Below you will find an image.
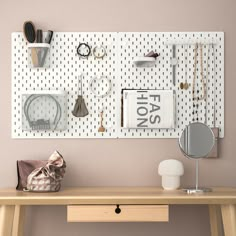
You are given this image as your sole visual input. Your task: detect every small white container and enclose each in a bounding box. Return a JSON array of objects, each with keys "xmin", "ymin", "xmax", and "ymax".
[
  {"xmin": 133, "ymin": 57, "xmax": 156, "ymax": 67},
  {"xmin": 28, "ymin": 43, "xmax": 50, "ymax": 68},
  {"xmin": 158, "ymin": 159, "xmax": 184, "ymax": 190},
  {"xmin": 21, "ymin": 90, "xmax": 67, "ymax": 131}
]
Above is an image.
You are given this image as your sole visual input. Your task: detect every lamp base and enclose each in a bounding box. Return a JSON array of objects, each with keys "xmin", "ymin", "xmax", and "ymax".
[{"xmin": 182, "ymin": 187, "xmax": 212, "ymax": 194}]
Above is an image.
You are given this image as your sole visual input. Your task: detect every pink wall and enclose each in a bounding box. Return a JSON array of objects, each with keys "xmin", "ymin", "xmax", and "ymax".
[{"xmin": 1, "ymin": 0, "xmax": 236, "ymax": 235}]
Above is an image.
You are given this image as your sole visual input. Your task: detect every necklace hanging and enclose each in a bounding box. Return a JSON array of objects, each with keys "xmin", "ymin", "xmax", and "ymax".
[
  {"xmin": 192, "ymin": 43, "xmax": 206, "ymax": 122},
  {"xmin": 204, "ymin": 43, "xmax": 211, "ymax": 124},
  {"xmin": 192, "ymin": 43, "xmax": 206, "ymax": 101}
]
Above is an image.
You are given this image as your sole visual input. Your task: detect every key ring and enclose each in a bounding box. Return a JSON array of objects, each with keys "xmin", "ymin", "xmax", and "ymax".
[
  {"xmin": 89, "ymin": 75, "xmax": 112, "ymax": 98},
  {"xmin": 77, "ymin": 43, "xmax": 91, "ymax": 59},
  {"xmin": 93, "ymin": 45, "xmax": 106, "ymax": 59}
]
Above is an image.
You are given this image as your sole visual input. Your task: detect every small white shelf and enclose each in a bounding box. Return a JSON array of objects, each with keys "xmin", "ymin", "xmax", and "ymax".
[{"xmin": 133, "ymin": 57, "xmax": 156, "ymax": 67}]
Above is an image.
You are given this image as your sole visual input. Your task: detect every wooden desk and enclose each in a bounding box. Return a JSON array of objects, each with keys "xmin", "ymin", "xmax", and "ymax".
[{"xmin": 0, "ymin": 187, "xmax": 236, "ymax": 236}]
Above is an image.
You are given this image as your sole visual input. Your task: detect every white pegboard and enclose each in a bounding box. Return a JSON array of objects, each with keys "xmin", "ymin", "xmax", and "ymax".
[
  {"xmin": 12, "ymin": 32, "xmax": 118, "ymax": 138},
  {"xmin": 117, "ymin": 32, "xmax": 224, "ymax": 138},
  {"xmin": 12, "ymin": 32, "xmax": 224, "ymax": 139}
]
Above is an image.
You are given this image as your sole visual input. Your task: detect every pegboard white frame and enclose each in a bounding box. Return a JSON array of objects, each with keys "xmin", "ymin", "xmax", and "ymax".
[
  {"xmin": 11, "ymin": 32, "xmax": 224, "ymax": 139},
  {"xmin": 116, "ymin": 32, "xmax": 224, "ymax": 139}
]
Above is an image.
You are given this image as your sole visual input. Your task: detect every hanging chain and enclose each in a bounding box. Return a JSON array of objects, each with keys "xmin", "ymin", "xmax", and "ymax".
[
  {"xmin": 204, "ymin": 44, "xmax": 211, "ymax": 124},
  {"xmin": 192, "ymin": 43, "xmax": 207, "ymax": 122},
  {"xmin": 192, "ymin": 43, "xmax": 206, "ymax": 101}
]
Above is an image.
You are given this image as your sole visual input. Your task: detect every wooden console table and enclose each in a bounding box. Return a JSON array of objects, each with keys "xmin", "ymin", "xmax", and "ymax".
[{"xmin": 0, "ymin": 187, "xmax": 236, "ymax": 236}]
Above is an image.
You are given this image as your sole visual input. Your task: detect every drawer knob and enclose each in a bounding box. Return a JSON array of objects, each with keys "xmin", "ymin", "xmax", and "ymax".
[{"xmin": 115, "ymin": 205, "xmax": 121, "ymax": 214}]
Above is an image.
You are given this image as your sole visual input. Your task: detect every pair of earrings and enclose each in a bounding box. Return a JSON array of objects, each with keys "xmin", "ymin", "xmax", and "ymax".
[{"xmin": 180, "ymin": 82, "xmax": 189, "ymax": 90}]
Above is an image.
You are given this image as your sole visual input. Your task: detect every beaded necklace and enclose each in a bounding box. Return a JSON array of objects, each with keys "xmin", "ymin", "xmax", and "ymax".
[{"xmin": 192, "ymin": 43, "xmax": 206, "ymax": 122}]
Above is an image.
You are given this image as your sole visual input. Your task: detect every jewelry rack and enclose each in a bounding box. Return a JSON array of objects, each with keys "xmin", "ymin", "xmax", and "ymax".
[
  {"xmin": 165, "ymin": 39, "xmax": 218, "ymax": 45},
  {"xmin": 12, "ymin": 32, "xmax": 224, "ymax": 139}
]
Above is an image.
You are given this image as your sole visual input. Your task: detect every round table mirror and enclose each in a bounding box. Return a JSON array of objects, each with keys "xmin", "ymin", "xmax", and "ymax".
[
  {"xmin": 179, "ymin": 122, "xmax": 215, "ymax": 193},
  {"xmin": 179, "ymin": 122, "xmax": 215, "ymax": 159}
]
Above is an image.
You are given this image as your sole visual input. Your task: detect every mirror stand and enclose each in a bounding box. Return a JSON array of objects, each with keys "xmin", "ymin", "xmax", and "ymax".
[
  {"xmin": 182, "ymin": 160, "xmax": 212, "ymax": 194},
  {"xmin": 179, "ymin": 122, "xmax": 215, "ymax": 194}
]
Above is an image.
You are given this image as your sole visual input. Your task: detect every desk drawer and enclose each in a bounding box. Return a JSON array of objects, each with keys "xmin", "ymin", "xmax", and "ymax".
[{"xmin": 67, "ymin": 205, "xmax": 169, "ymax": 222}]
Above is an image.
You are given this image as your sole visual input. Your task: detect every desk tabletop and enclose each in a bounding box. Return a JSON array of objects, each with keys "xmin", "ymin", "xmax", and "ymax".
[{"xmin": 0, "ymin": 187, "xmax": 236, "ymax": 205}]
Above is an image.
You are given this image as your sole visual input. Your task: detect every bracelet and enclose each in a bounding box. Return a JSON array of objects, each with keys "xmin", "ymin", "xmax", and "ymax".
[
  {"xmin": 89, "ymin": 75, "xmax": 112, "ymax": 98},
  {"xmin": 77, "ymin": 43, "xmax": 91, "ymax": 59},
  {"xmin": 93, "ymin": 45, "xmax": 106, "ymax": 59}
]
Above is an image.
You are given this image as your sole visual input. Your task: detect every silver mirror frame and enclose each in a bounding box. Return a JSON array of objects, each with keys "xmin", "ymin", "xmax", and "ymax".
[
  {"xmin": 178, "ymin": 122, "xmax": 215, "ymax": 159},
  {"xmin": 178, "ymin": 122, "xmax": 215, "ymax": 194}
]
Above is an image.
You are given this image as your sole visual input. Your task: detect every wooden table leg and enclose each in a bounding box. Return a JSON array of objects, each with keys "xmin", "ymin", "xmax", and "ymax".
[
  {"xmin": 12, "ymin": 205, "xmax": 25, "ymax": 236},
  {"xmin": 209, "ymin": 205, "xmax": 223, "ymax": 236},
  {"xmin": 0, "ymin": 205, "xmax": 15, "ymax": 236},
  {"xmin": 221, "ymin": 204, "xmax": 236, "ymax": 236}
]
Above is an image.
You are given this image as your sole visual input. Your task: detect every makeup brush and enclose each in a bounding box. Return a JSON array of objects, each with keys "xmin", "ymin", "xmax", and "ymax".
[
  {"xmin": 23, "ymin": 21, "xmax": 36, "ymax": 43},
  {"xmin": 23, "ymin": 21, "xmax": 38, "ymax": 66},
  {"xmin": 40, "ymin": 30, "xmax": 54, "ymax": 66}
]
